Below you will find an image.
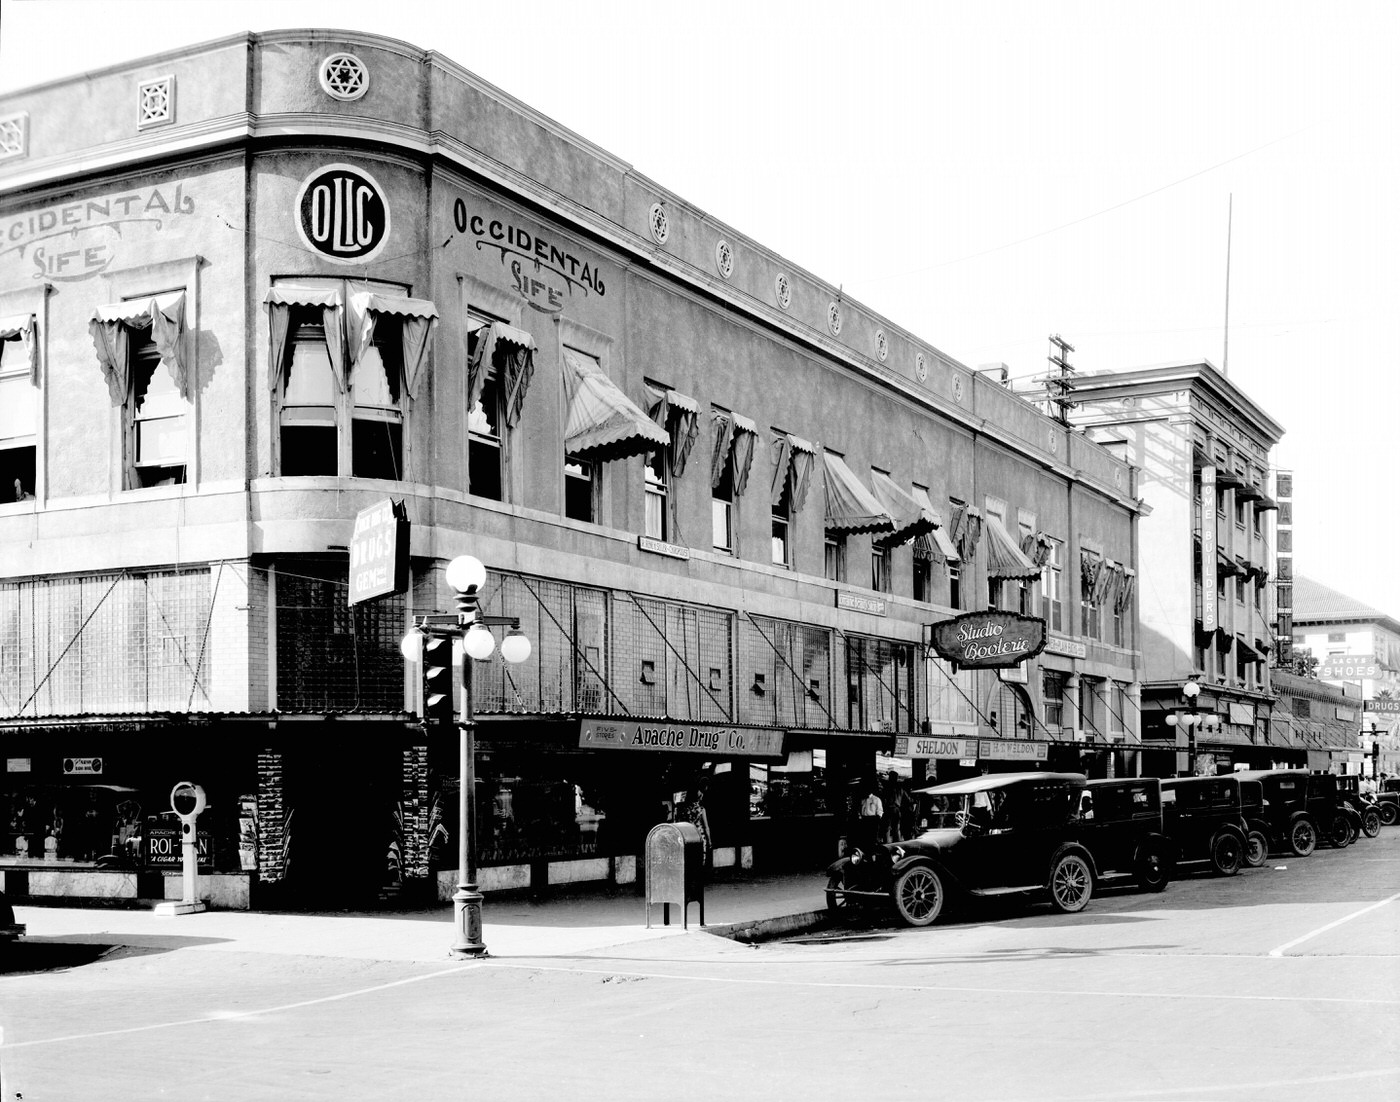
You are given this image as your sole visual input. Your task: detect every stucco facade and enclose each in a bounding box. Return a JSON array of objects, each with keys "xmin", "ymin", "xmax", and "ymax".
[{"xmin": 0, "ymin": 31, "xmax": 1142, "ymax": 907}]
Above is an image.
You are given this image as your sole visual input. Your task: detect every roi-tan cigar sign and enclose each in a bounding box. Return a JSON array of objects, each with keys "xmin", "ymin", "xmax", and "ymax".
[{"xmin": 929, "ymin": 611, "xmax": 1048, "ymax": 670}]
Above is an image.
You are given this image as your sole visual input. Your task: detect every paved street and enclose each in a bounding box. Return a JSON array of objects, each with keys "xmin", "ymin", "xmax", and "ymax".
[{"xmin": 3, "ymin": 834, "xmax": 1398, "ymax": 1102}]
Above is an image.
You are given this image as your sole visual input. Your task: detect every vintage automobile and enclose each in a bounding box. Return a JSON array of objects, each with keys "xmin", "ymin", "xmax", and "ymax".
[
  {"xmin": 1305, "ymin": 772, "xmax": 1361, "ymax": 848},
  {"xmin": 1231, "ymin": 769, "xmax": 1317, "ymax": 856},
  {"xmin": 1080, "ymin": 778, "xmax": 1172, "ymax": 892},
  {"xmin": 825, "ymin": 771, "xmax": 1169, "ymax": 928},
  {"xmin": 0, "ymin": 891, "xmax": 24, "ymax": 945},
  {"xmin": 1336, "ymin": 776, "xmax": 1383, "ymax": 838},
  {"xmin": 1238, "ymin": 779, "xmax": 1272, "ymax": 866},
  {"xmin": 1158, "ymin": 776, "xmax": 1258, "ymax": 875},
  {"xmin": 1377, "ymin": 778, "xmax": 1400, "ymax": 826}
]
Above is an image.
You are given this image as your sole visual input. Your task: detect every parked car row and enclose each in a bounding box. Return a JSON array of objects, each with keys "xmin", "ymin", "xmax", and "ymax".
[{"xmin": 825, "ymin": 767, "xmax": 1387, "ymax": 928}]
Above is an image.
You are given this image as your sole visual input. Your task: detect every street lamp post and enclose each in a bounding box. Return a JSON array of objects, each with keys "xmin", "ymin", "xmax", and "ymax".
[
  {"xmin": 1165, "ymin": 678, "xmax": 1221, "ymax": 776},
  {"xmin": 404, "ymin": 554, "xmax": 531, "ymax": 959}
]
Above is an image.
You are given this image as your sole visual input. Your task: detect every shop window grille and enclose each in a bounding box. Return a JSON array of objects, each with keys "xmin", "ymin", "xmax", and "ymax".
[
  {"xmin": 137, "ymin": 76, "xmax": 174, "ymax": 128},
  {"xmin": 743, "ymin": 616, "xmax": 833, "ymax": 729},
  {"xmin": 0, "ymin": 113, "xmax": 27, "ymax": 159}
]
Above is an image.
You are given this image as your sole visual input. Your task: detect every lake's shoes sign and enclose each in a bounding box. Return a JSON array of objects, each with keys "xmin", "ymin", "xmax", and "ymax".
[{"xmin": 929, "ymin": 610, "xmax": 1048, "ymax": 670}]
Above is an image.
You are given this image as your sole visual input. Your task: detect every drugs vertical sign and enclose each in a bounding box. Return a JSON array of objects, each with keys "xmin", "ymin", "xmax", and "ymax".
[{"xmin": 348, "ymin": 498, "xmax": 409, "ymax": 606}]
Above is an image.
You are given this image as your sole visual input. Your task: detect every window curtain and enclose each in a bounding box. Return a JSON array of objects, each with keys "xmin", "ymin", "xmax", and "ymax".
[
  {"xmin": 469, "ymin": 320, "xmax": 536, "ymax": 428},
  {"xmin": 1115, "ymin": 568, "xmax": 1136, "ymax": 614},
  {"xmin": 1080, "ymin": 547, "xmax": 1103, "ymax": 596},
  {"xmin": 0, "ymin": 313, "xmax": 38, "ymax": 385},
  {"xmin": 769, "ymin": 433, "xmax": 816, "ymax": 513},
  {"xmin": 348, "ymin": 292, "xmax": 440, "ymax": 401},
  {"xmin": 950, "ymin": 504, "xmax": 982, "ymax": 561},
  {"xmin": 264, "ymin": 286, "xmax": 344, "ymax": 394},
  {"xmin": 710, "ymin": 409, "xmax": 757, "ymax": 493},
  {"xmin": 646, "ymin": 383, "xmax": 700, "ymax": 478},
  {"xmin": 90, "ymin": 291, "xmax": 188, "ymax": 404}
]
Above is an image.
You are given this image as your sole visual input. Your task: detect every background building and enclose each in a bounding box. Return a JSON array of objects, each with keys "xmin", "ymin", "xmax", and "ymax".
[
  {"xmin": 0, "ymin": 30, "xmax": 1141, "ymax": 908},
  {"xmin": 1292, "ymin": 575, "xmax": 1399, "ymax": 776},
  {"xmin": 1057, "ymin": 361, "xmax": 1293, "ymax": 775}
]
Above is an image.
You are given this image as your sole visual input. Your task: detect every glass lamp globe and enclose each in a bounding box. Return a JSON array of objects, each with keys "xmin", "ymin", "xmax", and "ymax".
[
  {"xmin": 1165, "ymin": 714, "xmax": 1178, "ymax": 727},
  {"xmin": 399, "ymin": 630, "xmax": 424, "ymax": 662},
  {"xmin": 445, "ymin": 555, "xmax": 487, "ymax": 593},
  {"xmin": 500, "ymin": 628, "xmax": 532, "ymax": 665},
  {"xmin": 464, "ymin": 621, "xmax": 496, "ymax": 661},
  {"xmin": 1182, "ymin": 679, "xmax": 1201, "ymax": 700}
]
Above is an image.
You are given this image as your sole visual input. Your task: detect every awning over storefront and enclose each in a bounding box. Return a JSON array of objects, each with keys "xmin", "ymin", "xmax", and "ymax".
[
  {"xmin": 1216, "ymin": 548, "xmax": 1238, "ymax": 575},
  {"xmin": 984, "ymin": 514, "xmax": 1040, "ymax": 579},
  {"xmin": 823, "ymin": 452, "xmax": 894, "ymax": 535},
  {"xmin": 1254, "ymin": 491, "xmax": 1279, "ymax": 511},
  {"xmin": 91, "ymin": 290, "xmax": 189, "ymax": 402},
  {"xmin": 870, "ymin": 471, "xmax": 938, "ymax": 547},
  {"xmin": 1235, "ymin": 634, "xmax": 1263, "ymax": 661},
  {"xmin": 770, "ymin": 433, "xmax": 816, "ymax": 512},
  {"xmin": 646, "ymin": 383, "xmax": 700, "ymax": 477},
  {"xmin": 469, "ymin": 320, "xmax": 536, "ymax": 428},
  {"xmin": 1235, "ymin": 481, "xmax": 1264, "ymax": 502},
  {"xmin": 348, "ymin": 292, "xmax": 440, "ymax": 401},
  {"xmin": 0, "ymin": 313, "xmax": 38, "ymax": 384},
  {"xmin": 563, "ymin": 347, "xmax": 669, "ymax": 461},
  {"xmin": 265, "ymin": 285, "xmax": 345, "ymax": 394},
  {"xmin": 911, "ymin": 486, "xmax": 960, "ymax": 561}
]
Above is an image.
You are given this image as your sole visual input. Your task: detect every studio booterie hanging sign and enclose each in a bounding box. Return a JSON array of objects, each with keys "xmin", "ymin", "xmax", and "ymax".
[{"xmin": 929, "ymin": 611, "xmax": 1048, "ymax": 670}]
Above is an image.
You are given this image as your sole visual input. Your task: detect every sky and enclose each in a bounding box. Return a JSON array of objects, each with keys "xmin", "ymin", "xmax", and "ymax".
[{"xmin": 3, "ymin": 0, "xmax": 1398, "ymax": 620}]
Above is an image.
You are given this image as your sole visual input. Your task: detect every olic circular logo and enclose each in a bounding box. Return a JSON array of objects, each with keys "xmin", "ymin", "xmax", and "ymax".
[{"xmin": 295, "ymin": 163, "xmax": 390, "ymax": 264}]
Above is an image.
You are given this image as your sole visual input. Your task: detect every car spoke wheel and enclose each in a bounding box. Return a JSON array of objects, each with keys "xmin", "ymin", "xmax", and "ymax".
[
  {"xmin": 1245, "ymin": 831, "xmax": 1268, "ymax": 868},
  {"xmin": 1289, "ymin": 817, "xmax": 1317, "ymax": 856},
  {"xmin": 1210, "ymin": 830, "xmax": 1243, "ymax": 875},
  {"xmin": 826, "ymin": 873, "xmax": 851, "ymax": 916},
  {"xmin": 1361, "ymin": 809, "xmax": 1382, "ymax": 838},
  {"xmin": 1136, "ymin": 848, "xmax": 1169, "ymax": 893},
  {"xmin": 892, "ymin": 866, "xmax": 944, "ymax": 927},
  {"xmin": 1327, "ymin": 817, "xmax": 1351, "ymax": 848},
  {"xmin": 1049, "ymin": 853, "xmax": 1093, "ymax": 913},
  {"xmin": 1381, "ymin": 803, "xmax": 1399, "ymax": 827}
]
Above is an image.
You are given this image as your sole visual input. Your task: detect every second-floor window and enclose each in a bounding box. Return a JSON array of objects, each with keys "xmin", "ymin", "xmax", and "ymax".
[
  {"xmin": 1042, "ymin": 539, "xmax": 1063, "ymax": 631},
  {"xmin": 645, "ymin": 445, "xmax": 668, "ymax": 540},
  {"xmin": 0, "ymin": 312, "xmax": 38, "ymax": 501}
]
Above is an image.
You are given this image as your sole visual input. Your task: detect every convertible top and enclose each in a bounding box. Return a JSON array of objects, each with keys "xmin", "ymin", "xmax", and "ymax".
[{"xmin": 914, "ymin": 771, "xmax": 1085, "ymax": 796}]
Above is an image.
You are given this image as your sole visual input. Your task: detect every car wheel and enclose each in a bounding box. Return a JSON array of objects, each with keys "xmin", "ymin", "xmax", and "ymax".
[
  {"xmin": 1210, "ymin": 829, "xmax": 1243, "ymax": 876},
  {"xmin": 1289, "ymin": 816, "xmax": 1317, "ymax": 857},
  {"xmin": 1136, "ymin": 847, "xmax": 1170, "ymax": 893},
  {"xmin": 1326, "ymin": 817, "xmax": 1351, "ymax": 848},
  {"xmin": 1381, "ymin": 803, "xmax": 1399, "ymax": 827},
  {"xmin": 1245, "ymin": 831, "xmax": 1269, "ymax": 868},
  {"xmin": 1049, "ymin": 852, "xmax": 1093, "ymax": 913},
  {"xmin": 1362, "ymin": 809, "xmax": 1382, "ymax": 838},
  {"xmin": 826, "ymin": 873, "xmax": 851, "ymax": 917},
  {"xmin": 892, "ymin": 865, "xmax": 945, "ymax": 927}
]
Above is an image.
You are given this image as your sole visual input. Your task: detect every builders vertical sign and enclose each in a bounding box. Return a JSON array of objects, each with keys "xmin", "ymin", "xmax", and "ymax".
[
  {"xmin": 348, "ymin": 498, "xmax": 409, "ymax": 606},
  {"xmin": 1200, "ymin": 466, "xmax": 1217, "ymax": 633}
]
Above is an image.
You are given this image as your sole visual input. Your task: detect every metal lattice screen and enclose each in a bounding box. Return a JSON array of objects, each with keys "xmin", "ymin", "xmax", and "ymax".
[
  {"xmin": 1, "ymin": 570, "xmax": 213, "ymax": 717},
  {"xmin": 471, "ymin": 574, "xmax": 610, "ymax": 715},
  {"xmin": 741, "ymin": 615, "xmax": 834, "ymax": 729},
  {"xmin": 623, "ymin": 594, "xmax": 734, "ymax": 722},
  {"xmin": 275, "ymin": 561, "xmax": 405, "ymax": 712},
  {"xmin": 844, "ymin": 634, "xmax": 916, "ymax": 732}
]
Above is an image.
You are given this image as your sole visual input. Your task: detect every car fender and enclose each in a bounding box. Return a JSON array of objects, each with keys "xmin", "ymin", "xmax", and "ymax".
[
  {"xmin": 890, "ymin": 853, "xmax": 967, "ymax": 894},
  {"xmin": 1048, "ymin": 841, "xmax": 1098, "ymax": 884},
  {"xmin": 1132, "ymin": 832, "xmax": 1173, "ymax": 869}
]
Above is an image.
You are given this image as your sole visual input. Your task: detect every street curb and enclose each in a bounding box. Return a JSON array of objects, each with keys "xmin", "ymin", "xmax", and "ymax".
[{"xmin": 707, "ymin": 908, "xmax": 830, "ymax": 944}]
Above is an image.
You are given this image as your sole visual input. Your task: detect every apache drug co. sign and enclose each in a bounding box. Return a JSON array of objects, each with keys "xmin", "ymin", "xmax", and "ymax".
[{"xmin": 929, "ymin": 611, "xmax": 1048, "ymax": 671}]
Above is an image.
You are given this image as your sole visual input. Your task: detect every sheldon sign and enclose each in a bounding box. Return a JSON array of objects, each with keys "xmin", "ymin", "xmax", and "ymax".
[{"xmin": 929, "ymin": 611, "xmax": 1047, "ymax": 671}]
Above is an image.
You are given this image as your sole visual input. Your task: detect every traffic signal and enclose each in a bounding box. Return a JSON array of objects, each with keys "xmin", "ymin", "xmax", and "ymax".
[{"xmin": 422, "ymin": 634, "xmax": 456, "ymax": 726}]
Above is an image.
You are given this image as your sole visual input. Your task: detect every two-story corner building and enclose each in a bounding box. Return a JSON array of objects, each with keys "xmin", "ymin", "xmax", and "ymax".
[
  {"xmin": 0, "ymin": 30, "xmax": 1142, "ymax": 910},
  {"xmin": 1057, "ymin": 361, "xmax": 1295, "ymax": 777},
  {"xmin": 1292, "ymin": 575, "xmax": 1400, "ymax": 776}
]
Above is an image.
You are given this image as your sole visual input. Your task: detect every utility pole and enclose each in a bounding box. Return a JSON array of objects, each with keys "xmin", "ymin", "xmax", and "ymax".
[{"xmin": 1043, "ymin": 334, "xmax": 1077, "ymax": 425}]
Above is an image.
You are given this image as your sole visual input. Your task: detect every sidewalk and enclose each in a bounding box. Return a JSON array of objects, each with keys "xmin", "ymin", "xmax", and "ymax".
[{"xmin": 11, "ymin": 872, "xmax": 829, "ymax": 963}]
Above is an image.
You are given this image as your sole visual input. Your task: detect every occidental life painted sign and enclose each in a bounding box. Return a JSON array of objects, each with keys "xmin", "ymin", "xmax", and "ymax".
[
  {"xmin": 930, "ymin": 611, "xmax": 1048, "ymax": 670},
  {"xmin": 1, "ymin": 183, "xmax": 196, "ymax": 282},
  {"xmin": 453, "ymin": 201, "xmax": 607, "ymax": 315},
  {"xmin": 579, "ymin": 719, "xmax": 784, "ymax": 759},
  {"xmin": 295, "ymin": 164, "xmax": 390, "ymax": 264}
]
